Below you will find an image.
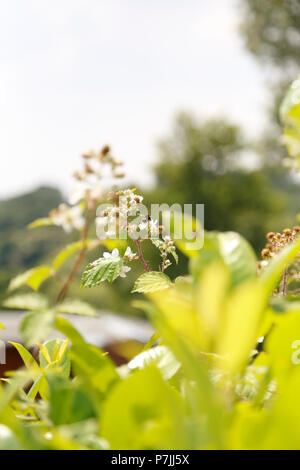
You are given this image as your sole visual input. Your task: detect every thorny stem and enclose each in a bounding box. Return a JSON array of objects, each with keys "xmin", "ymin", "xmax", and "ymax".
[
  {"xmin": 282, "ymin": 268, "xmax": 288, "ymax": 296},
  {"xmin": 56, "ymin": 199, "xmax": 95, "ymax": 304},
  {"xmin": 136, "ymin": 239, "xmax": 151, "ymax": 272}
]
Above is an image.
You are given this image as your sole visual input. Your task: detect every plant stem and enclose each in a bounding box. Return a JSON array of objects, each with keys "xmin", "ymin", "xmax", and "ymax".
[
  {"xmin": 136, "ymin": 239, "xmax": 151, "ymax": 272},
  {"xmin": 282, "ymin": 268, "xmax": 288, "ymax": 296},
  {"xmin": 56, "ymin": 200, "xmax": 94, "ymax": 304}
]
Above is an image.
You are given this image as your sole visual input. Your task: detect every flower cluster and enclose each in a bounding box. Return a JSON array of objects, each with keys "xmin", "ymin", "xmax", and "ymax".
[
  {"xmin": 152, "ymin": 235, "xmax": 178, "ymax": 271},
  {"xmin": 48, "ymin": 145, "xmax": 125, "ymax": 233},
  {"xmin": 258, "ymin": 226, "xmax": 300, "ymax": 272},
  {"xmin": 96, "ymin": 188, "xmax": 178, "ymax": 272},
  {"xmin": 49, "ymin": 203, "xmax": 85, "ymax": 233},
  {"xmin": 70, "ymin": 145, "xmax": 125, "ymax": 205},
  {"xmin": 96, "ymin": 188, "xmax": 160, "ymax": 240},
  {"xmin": 103, "ymin": 248, "xmax": 134, "ymax": 277}
]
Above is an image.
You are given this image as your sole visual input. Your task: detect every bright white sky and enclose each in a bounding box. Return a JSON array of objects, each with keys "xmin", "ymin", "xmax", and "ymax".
[{"xmin": 0, "ymin": 0, "xmax": 268, "ymax": 198}]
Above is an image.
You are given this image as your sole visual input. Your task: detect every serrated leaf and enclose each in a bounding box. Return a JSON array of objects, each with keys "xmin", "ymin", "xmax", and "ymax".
[
  {"xmin": 27, "ymin": 218, "xmax": 54, "ymax": 229},
  {"xmin": 20, "ymin": 310, "xmax": 55, "ymax": 347},
  {"xmin": 9, "ymin": 266, "xmax": 52, "ymax": 291},
  {"xmin": 132, "ymin": 271, "xmax": 172, "ymax": 294},
  {"xmin": 81, "ymin": 257, "xmax": 123, "ymax": 287},
  {"xmin": 3, "ymin": 293, "xmax": 48, "ymax": 311},
  {"xmin": 56, "ymin": 299, "xmax": 97, "ymax": 317}
]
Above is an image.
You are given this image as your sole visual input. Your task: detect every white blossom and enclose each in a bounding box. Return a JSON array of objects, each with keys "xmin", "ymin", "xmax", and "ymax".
[
  {"xmin": 103, "ymin": 248, "xmax": 121, "ymax": 260},
  {"xmin": 124, "ymin": 246, "xmax": 137, "ymax": 261},
  {"xmin": 119, "ymin": 265, "xmax": 131, "ymax": 278},
  {"xmin": 50, "ymin": 203, "xmax": 85, "ymax": 233}
]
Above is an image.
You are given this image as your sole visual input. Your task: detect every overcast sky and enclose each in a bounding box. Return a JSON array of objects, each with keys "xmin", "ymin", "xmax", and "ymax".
[{"xmin": 0, "ymin": 0, "xmax": 268, "ymax": 199}]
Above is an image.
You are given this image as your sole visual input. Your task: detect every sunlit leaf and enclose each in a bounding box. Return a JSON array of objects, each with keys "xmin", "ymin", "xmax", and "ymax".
[
  {"xmin": 81, "ymin": 257, "xmax": 123, "ymax": 287},
  {"xmin": 132, "ymin": 271, "xmax": 172, "ymax": 294},
  {"xmin": 3, "ymin": 293, "xmax": 48, "ymax": 311},
  {"xmin": 56, "ymin": 299, "xmax": 97, "ymax": 317},
  {"xmin": 20, "ymin": 310, "xmax": 55, "ymax": 347},
  {"xmin": 53, "ymin": 240, "xmax": 97, "ymax": 270},
  {"xmin": 27, "ymin": 218, "xmax": 54, "ymax": 229},
  {"xmin": 9, "ymin": 266, "xmax": 52, "ymax": 291},
  {"xmin": 128, "ymin": 345, "xmax": 181, "ymax": 381}
]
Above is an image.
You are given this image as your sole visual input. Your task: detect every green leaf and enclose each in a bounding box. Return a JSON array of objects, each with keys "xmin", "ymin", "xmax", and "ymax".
[
  {"xmin": 0, "ymin": 425, "xmax": 21, "ymax": 450},
  {"xmin": 55, "ymin": 316, "xmax": 85, "ymax": 344},
  {"xmin": 9, "ymin": 266, "xmax": 52, "ymax": 291},
  {"xmin": 39, "ymin": 339, "xmax": 70, "ymax": 377},
  {"xmin": 56, "ymin": 299, "xmax": 97, "ymax": 317},
  {"xmin": 69, "ymin": 342, "xmax": 119, "ymax": 396},
  {"xmin": 27, "ymin": 217, "xmax": 54, "ymax": 229},
  {"xmin": 132, "ymin": 271, "xmax": 172, "ymax": 294},
  {"xmin": 81, "ymin": 257, "xmax": 123, "ymax": 287},
  {"xmin": 47, "ymin": 374, "xmax": 96, "ymax": 426},
  {"xmin": 9, "ymin": 342, "xmax": 39, "ymax": 371},
  {"xmin": 100, "ymin": 367, "xmax": 187, "ymax": 450},
  {"xmin": 217, "ymin": 232, "xmax": 257, "ymax": 288},
  {"xmin": 20, "ymin": 310, "xmax": 55, "ymax": 347},
  {"xmin": 190, "ymin": 231, "xmax": 257, "ymax": 289},
  {"xmin": 3, "ymin": 293, "xmax": 48, "ymax": 311},
  {"xmin": 128, "ymin": 346, "xmax": 181, "ymax": 381},
  {"xmin": 280, "ymin": 76, "xmax": 300, "ymax": 161},
  {"xmin": 53, "ymin": 240, "xmax": 95, "ymax": 271}
]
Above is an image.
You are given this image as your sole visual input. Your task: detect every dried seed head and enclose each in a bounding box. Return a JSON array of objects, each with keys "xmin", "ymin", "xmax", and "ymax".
[
  {"xmin": 283, "ymin": 228, "xmax": 292, "ymax": 237},
  {"xmin": 261, "ymin": 248, "xmax": 271, "ymax": 259},
  {"xmin": 82, "ymin": 150, "xmax": 94, "ymax": 159},
  {"xmin": 72, "ymin": 170, "xmax": 84, "ymax": 181},
  {"xmin": 294, "ymin": 226, "xmax": 300, "ymax": 233},
  {"xmin": 100, "ymin": 145, "xmax": 110, "ymax": 157},
  {"xmin": 84, "ymin": 163, "xmax": 94, "ymax": 174},
  {"xmin": 266, "ymin": 232, "xmax": 275, "ymax": 240}
]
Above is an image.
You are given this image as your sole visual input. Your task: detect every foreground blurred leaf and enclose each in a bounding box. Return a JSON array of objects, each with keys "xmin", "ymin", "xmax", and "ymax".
[
  {"xmin": 128, "ymin": 345, "xmax": 181, "ymax": 381},
  {"xmin": 53, "ymin": 240, "xmax": 97, "ymax": 271},
  {"xmin": 39, "ymin": 339, "xmax": 71, "ymax": 377},
  {"xmin": 280, "ymin": 76, "xmax": 300, "ymax": 162},
  {"xmin": 190, "ymin": 231, "xmax": 257, "ymax": 289},
  {"xmin": 101, "ymin": 367, "xmax": 188, "ymax": 450},
  {"xmin": 9, "ymin": 266, "xmax": 52, "ymax": 292},
  {"xmin": 27, "ymin": 217, "xmax": 54, "ymax": 229},
  {"xmin": 3, "ymin": 293, "xmax": 48, "ymax": 311},
  {"xmin": 20, "ymin": 310, "xmax": 55, "ymax": 347},
  {"xmin": 9, "ymin": 342, "xmax": 39, "ymax": 371},
  {"xmin": 56, "ymin": 299, "xmax": 97, "ymax": 317},
  {"xmin": 47, "ymin": 374, "xmax": 96, "ymax": 426},
  {"xmin": 132, "ymin": 271, "xmax": 172, "ymax": 294}
]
